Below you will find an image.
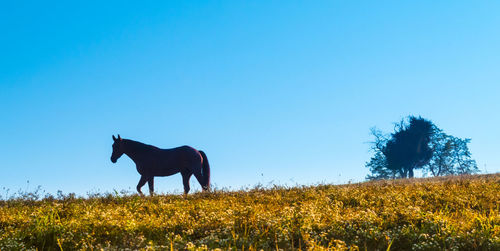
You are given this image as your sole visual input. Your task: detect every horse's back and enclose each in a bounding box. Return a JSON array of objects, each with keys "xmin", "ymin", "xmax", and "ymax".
[
  {"xmin": 162, "ymin": 145, "xmax": 200, "ymax": 159},
  {"xmin": 149, "ymin": 145, "xmax": 201, "ymax": 176}
]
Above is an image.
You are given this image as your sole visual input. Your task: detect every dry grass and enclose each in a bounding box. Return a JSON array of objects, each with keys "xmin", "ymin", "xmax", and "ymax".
[{"xmin": 1, "ymin": 174, "xmax": 499, "ymax": 250}]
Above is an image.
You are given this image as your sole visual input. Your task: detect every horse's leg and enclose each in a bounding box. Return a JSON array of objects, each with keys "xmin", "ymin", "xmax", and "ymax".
[
  {"xmin": 192, "ymin": 165, "xmax": 208, "ymax": 191},
  {"xmin": 181, "ymin": 170, "xmax": 192, "ymax": 195},
  {"xmin": 136, "ymin": 176, "xmax": 148, "ymax": 196},
  {"xmin": 147, "ymin": 177, "xmax": 154, "ymax": 196}
]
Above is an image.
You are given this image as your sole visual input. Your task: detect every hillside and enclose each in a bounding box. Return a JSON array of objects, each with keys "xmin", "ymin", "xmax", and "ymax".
[{"xmin": 1, "ymin": 174, "xmax": 499, "ymax": 250}]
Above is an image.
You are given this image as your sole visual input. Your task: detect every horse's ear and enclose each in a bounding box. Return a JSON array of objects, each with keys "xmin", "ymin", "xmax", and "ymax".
[
  {"xmin": 118, "ymin": 134, "xmax": 122, "ymax": 141},
  {"xmin": 112, "ymin": 135, "xmax": 117, "ymax": 141}
]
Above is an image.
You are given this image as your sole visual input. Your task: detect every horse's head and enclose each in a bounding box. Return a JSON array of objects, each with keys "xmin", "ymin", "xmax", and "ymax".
[{"xmin": 111, "ymin": 134, "xmax": 124, "ymax": 163}]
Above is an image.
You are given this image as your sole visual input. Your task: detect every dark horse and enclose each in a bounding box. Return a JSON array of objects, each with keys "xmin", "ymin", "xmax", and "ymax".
[{"xmin": 110, "ymin": 135, "xmax": 210, "ymax": 195}]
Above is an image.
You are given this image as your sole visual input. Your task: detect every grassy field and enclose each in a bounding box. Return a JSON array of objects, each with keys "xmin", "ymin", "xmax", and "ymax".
[{"xmin": 0, "ymin": 174, "xmax": 499, "ymax": 250}]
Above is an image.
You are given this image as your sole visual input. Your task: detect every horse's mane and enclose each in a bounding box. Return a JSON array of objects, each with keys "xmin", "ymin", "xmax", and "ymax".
[{"xmin": 123, "ymin": 139, "xmax": 160, "ymax": 153}]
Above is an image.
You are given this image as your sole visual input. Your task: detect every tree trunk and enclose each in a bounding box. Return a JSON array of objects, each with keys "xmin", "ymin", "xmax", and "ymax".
[
  {"xmin": 408, "ymin": 168, "xmax": 414, "ymax": 178},
  {"xmin": 398, "ymin": 169, "xmax": 405, "ymax": 178}
]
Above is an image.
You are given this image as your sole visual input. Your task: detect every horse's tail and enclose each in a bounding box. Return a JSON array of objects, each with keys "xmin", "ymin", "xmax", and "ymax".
[{"xmin": 199, "ymin": 150, "xmax": 210, "ymax": 190}]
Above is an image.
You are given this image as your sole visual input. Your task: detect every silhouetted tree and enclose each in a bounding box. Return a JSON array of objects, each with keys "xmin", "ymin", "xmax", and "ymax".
[
  {"xmin": 366, "ymin": 151, "xmax": 396, "ymax": 180},
  {"xmin": 383, "ymin": 116, "xmax": 434, "ymax": 178},
  {"xmin": 426, "ymin": 129, "xmax": 478, "ymax": 176},
  {"xmin": 366, "ymin": 116, "xmax": 477, "ymax": 180}
]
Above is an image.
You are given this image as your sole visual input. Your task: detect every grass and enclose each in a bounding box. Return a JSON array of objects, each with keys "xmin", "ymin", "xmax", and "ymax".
[{"xmin": 0, "ymin": 174, "xmax": 499, "ymax": 250}]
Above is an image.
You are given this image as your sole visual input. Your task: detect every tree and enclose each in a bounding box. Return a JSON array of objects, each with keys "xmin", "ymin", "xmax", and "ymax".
[
  {"xmin": 366, "ymin": 151, "xmax": 396, "ymax": 180},
  {"xmin": 366, "ymin": 116, "xmax": 478, "ymax": 180},
  {"xmin": 367, "ymin": 116, "xmax": 434, "ymax": 179},
  {"xmin": 426, "ymin": 129, "xmax": 478, "ymax": 176}
]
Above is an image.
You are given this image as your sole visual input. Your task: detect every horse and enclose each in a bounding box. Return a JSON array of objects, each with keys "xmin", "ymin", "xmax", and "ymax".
[{"xmin": 110, "ymin": 134, "xmax": 210, "ymax": 195}]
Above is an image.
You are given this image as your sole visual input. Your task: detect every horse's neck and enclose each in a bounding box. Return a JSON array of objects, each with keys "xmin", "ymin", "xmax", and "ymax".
[{"xmin": 123, "ymin": 140, "xmax": 143, "ymax": 163}]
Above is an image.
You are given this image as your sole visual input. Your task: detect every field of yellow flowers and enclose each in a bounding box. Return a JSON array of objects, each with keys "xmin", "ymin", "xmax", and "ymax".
[{"xmin": 1, "ymin": 174, "xmax": 499, "ymax": 250}]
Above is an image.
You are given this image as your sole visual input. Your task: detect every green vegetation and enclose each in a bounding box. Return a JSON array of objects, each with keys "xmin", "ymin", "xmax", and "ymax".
[{"xmin": 1, "ymin": 174, "xmax": 499, "ymax": 250}]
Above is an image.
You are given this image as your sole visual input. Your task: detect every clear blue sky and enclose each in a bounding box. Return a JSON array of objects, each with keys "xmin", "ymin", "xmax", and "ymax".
[{"xmin": 1, "ymin": 1, "xmax": 499, "ymax": 196}]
